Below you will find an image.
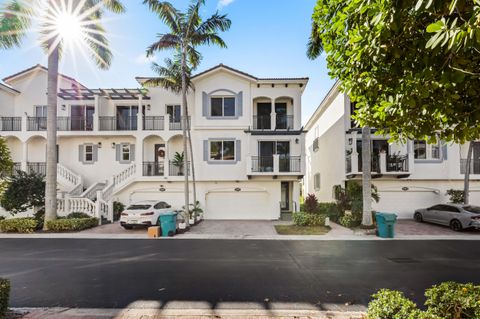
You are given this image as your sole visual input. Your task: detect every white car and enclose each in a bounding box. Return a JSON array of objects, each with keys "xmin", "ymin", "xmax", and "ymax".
[{"xmin": 120, "ymin": 200, "xmax": 173, "ymax": 229}]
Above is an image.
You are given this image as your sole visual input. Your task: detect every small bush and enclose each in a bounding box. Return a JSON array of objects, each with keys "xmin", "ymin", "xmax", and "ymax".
[
  {"xmin": 0, "ymin": 278, "xmax": 10, "ymax": 317},
  {"xmin": 0, "ymin": 216, "xmax": 5, "ymax": 221},
  {"xmin": 304, "ymin": 193, "xmax": 319, "ymax": 214},
  {"xmin": 318, "ymin": 202, "xmax": 342, "ymax": 222},
  {"xmin": 293, "ymin": 212, "xmax": 326, "ymax": 226},
  {"xmin": 113, "ymin": 201, "xmax": 125, "ymax": 221},
  {"xmin": 46, "ymin": 218, "xmax": 99, "ymax": 232},
  {"xmin": 0, "ymin": 218, "xmax": 38, "ymax": 233},
  {"xmin": 367, "ymin": 289, "xmax": 419, "ymax": 319},
  {"xmin": 446, "ymin": 189, "xmax": 464, "ymax": 204},
  {"xmin": 34, "ymin": 208, "xmax": 45, "ymax": 230},
  {"xmin": 424, "ymin": 282, "xmax": 480, "ymax": 319},
  {"xmin": 67, "ymin": 212, "xmax": 91, "ymax": 219},
  {"xmin": 339, "ymin": 213, "xmax": 361, "ymax": 228}
]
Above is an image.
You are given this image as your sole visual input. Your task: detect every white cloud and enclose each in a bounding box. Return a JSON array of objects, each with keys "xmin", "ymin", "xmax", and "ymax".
[
  {"xmin": 135, "ymin": 53, "xmax": 156, "ymax": 65},
  {"xmin": 217, "ymin": 0, "xmax": 234, "ymax": 9}
]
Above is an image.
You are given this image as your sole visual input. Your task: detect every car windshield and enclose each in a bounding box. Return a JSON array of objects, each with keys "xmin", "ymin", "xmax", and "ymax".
[
  {"xmin": 127, "ymin": 204, "xmax": 152, "ymax": 210},
  {"xmin": 463, "ymin": 205, "xmax": 480, "ymax": 214}
]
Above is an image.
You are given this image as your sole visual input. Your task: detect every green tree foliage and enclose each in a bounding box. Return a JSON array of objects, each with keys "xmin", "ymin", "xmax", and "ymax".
[
  {"xmin": 0, "ymin": 171, "xmax": 45, "ymax": 215},
  {"xmin": 308, "ymin": 0, "xmax": 480, "ymax": 143},
  {"xmin": 0, "ymin": 137, "xmax": 13, "ymax": 197}
]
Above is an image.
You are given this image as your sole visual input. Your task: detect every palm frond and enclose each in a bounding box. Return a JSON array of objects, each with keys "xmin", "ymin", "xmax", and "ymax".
[
  {"xmin": 196, "ymin": 12, "xmax": 231, "ymax": 34},
  {"xmin": 84, "ymin": 23, "xmax": 112, "ymax": 70},
  {"xmin": 307, "ymin": 21, "xmax": 323, "ymax": 59},
  {"xmin": 144, "ymin": 58, "xmax": 193, "ymax": 93},
  {"xmin": 190, "ymin": 33, "xmax": 227, "ymax": 48},
  {"xmin": 101, "ymin": 0, "xmax": 126, "ymax": 13},
  {"xmin": 143, "ymin": 0, "xmax": 180, "ymax": 34},
  {"xmin": 186, "ymin": 45, "xmax": 202, "ymax": 68},
  {"xmin": 0, "ymin": 0, "xmax": 33, "ymax": 49},
  {"xmin": 185, "ymin": 0, "xmax": 203, "ymax": 37},
  {"xmin": 146, "ymin": 33, "xmax": 181, "ymax": 56}
]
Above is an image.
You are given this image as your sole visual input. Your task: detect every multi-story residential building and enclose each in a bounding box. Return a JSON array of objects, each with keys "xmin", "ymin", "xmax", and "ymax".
[
  {"xmin": 304, "ymin": 81, "xmax": 480, "ymax": 219},
  {"xmin": 0, "ymin": 64, "xmax": 307, "ymax": 220}
]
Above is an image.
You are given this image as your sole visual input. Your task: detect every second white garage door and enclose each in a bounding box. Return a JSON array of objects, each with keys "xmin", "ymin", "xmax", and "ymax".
[
  {"xmin": 205, "ymin": 191, "xmax": 274, "ymax": 220},
  {"xmin": 375, "ymin": 191, "xmax": 442, "ymax": 219}
]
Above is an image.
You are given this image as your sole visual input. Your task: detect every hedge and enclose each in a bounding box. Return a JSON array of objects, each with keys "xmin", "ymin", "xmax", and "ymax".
[
  {"xmin": 0, "ymin": 218, "xmax": 38, "ymax": 233},
  {"xmin": 292, "ymin": 212, "xmax": 326, "ymax": 226},
  {"xmin": 45, "ymin": 218, "xmax": 99, "ymax": 232},
  {"xmin": 0, "ymin": 278, "xmax": 10, "ymax": 317}
]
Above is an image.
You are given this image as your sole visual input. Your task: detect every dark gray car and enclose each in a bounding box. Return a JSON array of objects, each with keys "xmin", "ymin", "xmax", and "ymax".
[{"xmin": 414, "ymin": 204, "xmax": 480, "ymax": 231}]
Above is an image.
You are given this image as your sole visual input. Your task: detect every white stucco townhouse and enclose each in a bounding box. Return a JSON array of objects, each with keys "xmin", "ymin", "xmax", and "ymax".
[
  {"xmin": 304, "ymin": 81, "xmax": 480, "ymax": 219},
  {"xmin": 0, "ymin": 64, "xmax": 308, "ymax": 221}
]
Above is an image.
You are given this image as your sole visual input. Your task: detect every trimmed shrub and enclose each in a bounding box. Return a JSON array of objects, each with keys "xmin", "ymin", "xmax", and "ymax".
[
  {"xmin": 446, "ymin": 189, "xmax": 464, "ymax": 204},
  {"xmin": 293, "ymin": 212, "xmax": 326, "ymax": 226},
  {"xmin": 424, "ymin": 282, "xmax": 480, "ymax": 319},
  {"xmin": 318, "ymin": 202, "xmax": 342, "ymax": 222},
  {"xmin": 113, "ymin": 201, "xmax": 125, "ymax": 221},
  {"xmin": 304, "ymin": 193, "xmax": 319, "ymax": 214},
  {"xmin": 367, "ymin": 289, "xmax": 418, "ymax": 319},
  {"xmin": 0, "ymin": 218, "xmax": 38, "ymax": 233},
  {"xmin": 66, "ymin": 212, "xmax": 91, "ymax": 219},
  {"xmin": 46, "ymin": 218, "xmax": 99, "ymax": 232},
  {"xmin": 339, "ymin": 213, "xmax": 361, "ymax": 228},
  {"xmin": 0, "ymin": 278, "xmax": 10, "ymax": 317}
]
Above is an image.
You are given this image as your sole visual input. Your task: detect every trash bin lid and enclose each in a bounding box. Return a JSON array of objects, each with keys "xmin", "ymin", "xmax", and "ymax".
[{"xmin": 159, "ymin": 211, "xmax": 177, "ymax": 216}]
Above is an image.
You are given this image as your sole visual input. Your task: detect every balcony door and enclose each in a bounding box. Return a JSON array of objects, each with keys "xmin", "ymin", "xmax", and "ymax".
[
  {"xmin": 166, "ymin": 105, "xmax": 181, "ymax": 123},
  {"xmin": 257, "ymin": 103, "xmax": 271, "ymax": 129},
  {"xmin": 116, "ymin": 105, "xmax": 138, "ymax": 130},
  {"xmin": 258, "ymin": 141, "xmax": 290, "ymax": 172},
  {"xmin": 71, "ymin": 105, "xmax": 94, "ymax": 131},
  {"xmin": 357, "ymin": 139, "xmax": 387, "ymax": 173},
  {"xmin": 275, "ymin": 103, "xmax": 287, "ymax": 129}
]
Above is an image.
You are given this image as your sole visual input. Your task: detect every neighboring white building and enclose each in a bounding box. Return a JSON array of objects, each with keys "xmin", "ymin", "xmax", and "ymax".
[
  {"xmin": 0, "ymin": 64, "xmax": 308, "ymax": 220},
  {"xmin": 304, "ymin": 82, "xmax": 480, "ymax": 219}
]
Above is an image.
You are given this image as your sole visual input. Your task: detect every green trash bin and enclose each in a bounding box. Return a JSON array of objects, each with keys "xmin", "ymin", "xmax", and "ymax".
[
  {"xmin": 158, "ymin": 212, "xmax": 177, "ymax": 237},
  {"xmin": 375, "ymin": 212, "xmax": 397, "ymax": 238}
]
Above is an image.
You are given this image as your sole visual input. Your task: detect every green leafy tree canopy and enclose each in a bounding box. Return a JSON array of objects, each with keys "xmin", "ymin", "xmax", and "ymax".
[{"xmin": 1, "ymin": 171, "xmax": 45, "ymax": 215}]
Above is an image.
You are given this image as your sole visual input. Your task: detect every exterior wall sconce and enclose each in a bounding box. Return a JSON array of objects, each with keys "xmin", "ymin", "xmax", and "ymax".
[
  {"xmin": 61, "ymin": 105, "xmax": 66, "ymax": 111},
  {"xmin": 111, "ymin": 142, "xmax": 116, "ymax": 149},
  {"xmin": 97, "ymin": 142, "xmax": 102, "ymax": 149},
  {"xmin": 295, "ymin": 138, "xmax": 299, "ymax": 144},
  {"xmin": 147, "ymin": 104, "xmax": 151, "ymax": 111}
]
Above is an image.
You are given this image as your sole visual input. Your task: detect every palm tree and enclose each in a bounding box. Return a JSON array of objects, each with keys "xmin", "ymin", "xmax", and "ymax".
[
  {"xmin": 143, "ymin": 58, "xmax": 198, "ymax": 205},
  {"xmin": 307, "ymin": 24, "xmax": 373, "ymax": 227},
  {"xmin": 143, "ymin": 0, "xmax": 231, "ymax": 216},
  {"xmin": 463, "ymin": 141, "xmax": 474, "ymax": 204},
  {"xmin": 0, "ymin": 0, "xmax": 125, "ymax": 229}
]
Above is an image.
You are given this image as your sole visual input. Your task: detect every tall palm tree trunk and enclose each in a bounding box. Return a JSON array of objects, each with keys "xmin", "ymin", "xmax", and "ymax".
[
  {"xmin": 181, "ymin": 49, "xmax": 190, "ymax": 219},
  {"xmin": 185, "ymin": 112, "xmax": 197, "ymax": 207},
  {"xmin": 44, "ymin": 43, "xmax": 59, "ymax": 229},
  {"xmin": 361, "ymin": 126, "xmax": 373, "ymax": 226},
  {"xmin": 463, "ymin": 141, "xmax": 473, "ymax": 204}
]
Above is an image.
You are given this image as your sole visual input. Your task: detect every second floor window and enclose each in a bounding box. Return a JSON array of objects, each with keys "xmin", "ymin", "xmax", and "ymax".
[
  {"xmin": 211, "ymin": 97, "xmax": 235, "ymax": 117},
  {"xmin": 210, "ymin": 140, "xmax": 235, "ymax": 161},
  {"xmin": 35, "ymin": 105, "xmax": 47, "ymax": 117},
  {"xmin": 122, "ymin": 144, "xmax": 130, "ymax": 161},
  {"xmin": 414, "ymin": 140, "xmax": 441, "ymax": 160},
  {"xmin": 85, "ymin": 145, "xmax": 94, "ymax": 163}
]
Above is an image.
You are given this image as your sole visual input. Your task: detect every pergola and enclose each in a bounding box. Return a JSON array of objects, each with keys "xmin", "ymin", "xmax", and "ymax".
[{"xmin": 58, "ymin": 88, "xmax": 150, "ymax": 100}]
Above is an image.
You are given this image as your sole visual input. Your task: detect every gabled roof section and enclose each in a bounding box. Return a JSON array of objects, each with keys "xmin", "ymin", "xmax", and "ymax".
[
  {"xmin": 0, "ymin": 81, "xmax": 20, "ymax": 95},
  {"xmin": 2, "ymin": 64, "xmax": 86, "ymax": 88},
  {"xmin": 305, "ymin": 80, "xmax": 341, "ymax": 130}
]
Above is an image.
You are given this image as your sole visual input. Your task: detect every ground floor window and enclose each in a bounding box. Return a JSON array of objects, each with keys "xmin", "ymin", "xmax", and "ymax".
[{"xmin": 414, "ymin": 140, "xmax": 441, "ymax": 160}]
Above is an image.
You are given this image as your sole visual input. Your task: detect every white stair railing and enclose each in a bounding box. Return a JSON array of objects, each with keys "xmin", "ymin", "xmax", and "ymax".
[
  {"xmin": 57, "ymin": 197, "xmax": 96, "ymax": 217},
  {"xmin": 101, "ymin": 163, "xmax": 137, "ymax": 201},
  {"xmin": 57, "ymin": 164, "xmax": 83, "ymax": 196},
  {"xmin": 81, "ymin": 182, "xmax": 106, "ymax": 201}
]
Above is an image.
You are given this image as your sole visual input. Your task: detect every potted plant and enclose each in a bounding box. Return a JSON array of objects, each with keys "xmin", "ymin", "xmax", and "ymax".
[
  {"xmin": 177, "ymin": 217, "xmax": 187, "ymax": 233},
  {"xmin": 191, "ymin": 201, "xmax": 204, "ymax": 223},
  {"xmin": 172, "ymin": 152, "xmax": 185, "ymax": 176}
]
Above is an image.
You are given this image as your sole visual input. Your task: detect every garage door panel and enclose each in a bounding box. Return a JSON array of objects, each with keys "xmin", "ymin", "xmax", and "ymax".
[
  {"xmin": 206, "ymin": 192, "xmax": 272, "ymax": 220},
  {"xmin": 375, "ymin": 191, "xmax": 441, "ymax": 219}
]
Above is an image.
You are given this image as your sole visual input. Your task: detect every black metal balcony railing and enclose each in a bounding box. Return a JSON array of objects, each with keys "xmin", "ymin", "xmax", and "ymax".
[
  {"xmin": 11, "ymin": 162, "xmax": 21, "ymax": 176},
  {"xmin": 168, "ymin": 161, "xmax": 190, "ymax": 176},
  {"xmin": 144, "ymin": 116, "xmax": 164, "ymax": 130},
  {"xmin": 358, "ymin": 155, "xmax": 381, "ymax": 173},
  {"xmin": 99, "ymin": 116, "xmax": 137, "ymax": 131},
  {"xmin": 143, "ymin": 161, "xmax": 165, "ymax": 176},
  {"xmin": 251, "ymin": 156, "xmax": 274, "ymax": 172},
  {"xmin": 27, "ymin": 117, "xmax": 47, "ymax": 131},
  {"xmin": 276, "ymin": 115, "xmax": 294, "ymax": 130},
  {"xmin": 387, "ymin": 154, "xmax": 409, "ymax": 172},
  {"xmin": 460, "ymin": 159, "xmax": 480, "ymax": 174},
  {"xmin": 27, "ymin": 162, "xmax": 46, "ymax": 176},
  {"xmin": 279, "ymin": 156, "xmax": 302, "ymax": 172},
  {"xmin": 57, "ymin": 116, "xmax": 93, "ymax": 131},
  {"xmin": 0, "ymin": 117, "xmax": 21, "ymax": 131},
  {"xmin": 253, "ymin": 115, "xmax": 271, "ymax": 130},
  {"xmin": 346, "ymin": 154, "xmax": 352, "ymax": 173}
]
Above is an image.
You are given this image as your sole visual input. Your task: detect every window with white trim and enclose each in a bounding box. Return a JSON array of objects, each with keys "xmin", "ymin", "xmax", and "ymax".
[
  {"xmin": 122, "ymin": 144, "xmax": 130, "ymax": 161},
  {"xmin": 84, "ymin": 145, "xmax": 94, "ymax": 163},
  {"xmin": 314, "ymin": 173, "xmax": 321, "ymax": 190},
  {"xmin": 414, "ymin": 140, "xmax": 441, "ymax": 160},
  {"xmin": 211, "ymin": 96, "xmax": 235, "ymax": 117},
  {"xmin": 210, "ymin": 140, "xmax": 235, "ymax": 161}
]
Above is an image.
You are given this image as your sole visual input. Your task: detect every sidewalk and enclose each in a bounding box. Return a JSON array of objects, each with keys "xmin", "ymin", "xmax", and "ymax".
[{"xmin": 11, "ymin": 307, "xmax": 366, "ymax": 319}]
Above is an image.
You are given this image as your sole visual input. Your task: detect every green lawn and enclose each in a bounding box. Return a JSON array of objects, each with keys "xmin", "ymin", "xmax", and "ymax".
[{"xmin": 274, "ymin": 225, "xmax": 331, "ymax": 235}]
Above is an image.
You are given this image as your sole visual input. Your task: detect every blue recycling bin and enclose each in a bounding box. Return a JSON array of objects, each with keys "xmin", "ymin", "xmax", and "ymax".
[
  {"xmin": 158, "ymin": 212, "xmax": 177, "ymax": 237},
  {"xmin": 375, "ymin": 212, "xmax": 397, "ymax": 238}
]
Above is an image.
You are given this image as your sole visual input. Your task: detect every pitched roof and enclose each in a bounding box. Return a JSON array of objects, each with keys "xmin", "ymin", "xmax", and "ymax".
[
  {"xmin": 0, "ymin": 81, "xmax": 21, "ymax": 95},
  {"xmin": 2, "ymin": 64, "xmax": 86, "ymax": 88}
]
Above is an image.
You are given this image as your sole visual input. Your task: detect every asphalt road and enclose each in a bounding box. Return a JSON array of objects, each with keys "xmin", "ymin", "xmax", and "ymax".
[{"xmin": 0, "ymin": 239, "xmax": 479, "ymax": 309}]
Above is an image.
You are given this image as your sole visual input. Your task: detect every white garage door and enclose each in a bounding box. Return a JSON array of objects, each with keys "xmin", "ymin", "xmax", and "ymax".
[
  {"xmin": 205, "ymin": 191, "xmax": 272, "ymax": 220},
  {"xmin": 375, "ymin": 191, "xmax": 442, "ymax": 219}
]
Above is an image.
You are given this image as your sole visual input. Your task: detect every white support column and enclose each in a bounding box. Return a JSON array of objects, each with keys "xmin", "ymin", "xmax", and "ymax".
[
  {"xmin": 165, "ymin": 114, "xmax": 171, "ymax": 133},
  {"xmin": 379, "ymin": 152, "xmax": 387, "ymax": 174},
  {"xmin": 21, "ymin": 141, "xmax": 28, "ymax": 171},
  {"xmin": 136, "ymin": 137, "xmax": 143, "ymax": 177},
  {"xmin": 21, "ymin": 113, "xmax": 28, "ymax": 132},
  {"xmin": 351, "ymin": 131, "xmax": 359, "ymax": 173},
  {"xmin": 292, "ymin": 181, "xmax": 301, "ymax": 213},
  {"xmin": 271, "ymin": 98, "xmax": 276, "ymax": 130},
  {"xmin": 137, "ymin": 96, "xmax": 143, "ymax": 131},
  {"xmin": 407, "ymin": 140, "xmax": 415, "ymax": 173},
  {"xmin": 273, "ymin": 154, "xmax": 280, "ymax": 174},
  {"xmin": 93, "ymin": 95, "xmax": 99, "ymax": 131}
]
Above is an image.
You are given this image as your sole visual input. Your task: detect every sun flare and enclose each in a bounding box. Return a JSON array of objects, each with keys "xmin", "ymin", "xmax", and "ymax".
[{"xmin": 54, "ymin": 11, "xmax": 84, "ymax": 43}]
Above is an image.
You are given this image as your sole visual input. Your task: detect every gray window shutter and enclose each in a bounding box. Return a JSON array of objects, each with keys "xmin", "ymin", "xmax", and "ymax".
[
  {"xmin": 115, "ymin": 144, "xmax": 121, "ymax": 162},
  {"xmin": 236, "ymin": 140, "xmax": 241, "ymax": 161},
  {"xmin": 236, "ymin": 91, "xmax": 243, "ymax": 117},
  {"xmin": 202, "ymin": 92, "xmax": 209, "ymax": 117},
  {"xmin": 92, "ymin": 145, "xmax": 98, "ymax": 163},
  {"xmin": 442, "ymin": 143, "xmax": 448, "ymax": 160},
  {"xmin": 130, "ymin": 144, "xmax": 135, "ymax": 162},
  {"xmin": 78, "ymin": 145, "xmax": 84, "ymax": 163},
  {"xmin": 203, "ymin": 140, "xmax": 208, "ymax": 161}
]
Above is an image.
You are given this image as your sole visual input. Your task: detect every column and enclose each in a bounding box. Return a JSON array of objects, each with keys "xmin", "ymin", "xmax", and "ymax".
[
  {"xmin": 93, "ymin": 95, "xmax": 99, "ymax": 131},
  {"xmin": 379, "ymin": 151, "xmax": 387, "ymax": 173},
  {"xmin": 270, "ymin": 100, "xmax": 276, "ymax": 130},
  {"xmin": 165, "ymin": 114, "xmax": 171, "ymax": 133},
  {"xmin": 137, "ymin": 96, "xmax": 143, "ymax": 131},
  {"xmin": 21, "ymin": 141, "xmax": 28, "ymax": 171},
  {"xmin": 351, "ymin": 131, "xmax": 359, "ymax": 173},
  {"xmin": 135, "ymin": 137, "xmax": 143, "ymax": 177},
  {"xmin": 273, "ymin": 154, "xmax": 280, "ymax": 174}
]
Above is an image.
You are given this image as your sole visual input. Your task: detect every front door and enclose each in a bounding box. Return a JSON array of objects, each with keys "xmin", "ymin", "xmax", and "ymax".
[
  {"xmin": 257, "ymin": 103, "xmax": 271, "ymax": 129},
  {"xmin": 281, "ymin": 182, "xmax": 290, "ymax": 211}
]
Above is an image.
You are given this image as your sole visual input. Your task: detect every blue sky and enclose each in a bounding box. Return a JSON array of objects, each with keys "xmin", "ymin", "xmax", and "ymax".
[{"xmin": 0, "ymin": 0, "xmax": 333, "ymax": 123}]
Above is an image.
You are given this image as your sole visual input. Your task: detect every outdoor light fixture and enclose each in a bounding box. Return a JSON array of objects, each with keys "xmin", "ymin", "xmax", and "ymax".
[
  {"xmin": 111, "ymin": 142, "xmax": 116, "ymax": 149},
  {"xmin": 97, "ymin": 142, "xmax": 102, "ymax": 148},
  {"xmin": 295, "ymin": 138, "xmax": 299, "ymax": 144},
  {"xmin": 61, "ymin": 105, "xmax": 66, "ymax": 111},
  {"xmin": 147, "ymin": 104, "xmax": 151, "ymax": 111}
]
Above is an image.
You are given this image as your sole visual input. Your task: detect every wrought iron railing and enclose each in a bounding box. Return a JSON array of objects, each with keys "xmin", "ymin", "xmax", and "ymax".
[
  {"xmin": 276, "ymin": 115, "xmax": 294, "ymax": 130},
  {"xmin": 0, "ymin": 117, "xmax": 21, "ymax": 131},
  {"xmin": 253, "ymin": 115, "xmax": 271, "ymax": 130},
  {"xmin": 143, "ymin": 161, "xmax": 165, "ymax": 176},
  {"xmin": 387, "ymin": 154, "xmax": 409, "ymax": 172},
  {"xmin": 27, "ymin": 117, "xmax": 47, "ymax": 131},
  {"xmin": 251, "ymin": 156, "xmax": 274, "ymax": 172},
  {"xmin": 57, "ymin": 116, "xmax": 93, "ymax": 131},
  {"xmin": 168, "ymin": 161, "xmax": 190, "ymax": 176},
  {"xmin": 99, "ymin": 116, "xmax": 137, "ymax": 131},
  {"xmin": 27, "ymin": 162, "xmax": 46, "ymax": 176},
  {"xmin": 143, "ymin": 116, "xmax": 164, "ymax": 130},
  {"xmin": 279, "ymin": 156, "xmax": 301, "ymax": 172}
]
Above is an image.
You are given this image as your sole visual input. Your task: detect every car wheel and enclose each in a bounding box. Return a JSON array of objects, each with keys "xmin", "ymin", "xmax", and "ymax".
[
  {"xmin": 450, "ymin": 219, "xmax": 463, "ymax": 232},
  {"xmin": 123, "ymin": 225, "xmax": 133, "ymax": 230},
  {"xmin": 414, "ymin": 212, "xmax": 423, "ymax": 222}
]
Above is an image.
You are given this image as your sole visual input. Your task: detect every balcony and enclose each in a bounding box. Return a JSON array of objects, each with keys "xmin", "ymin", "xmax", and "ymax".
[
  {"xmin": 0, "ymin": 117, "xmax": 21, "ymax": 131},
  {"xmin": 252, "ymin": 114, "xmax": 294, "ymax": 131},
  {"xmin": 27, "ymin": 162, "xmax": 46, "ymax": 176},
  {"xmin": 57, "ymin": 116, "xmax": 93, "ymax": 131},
  {"xmin": 143, "ymin": 116, "xmax": 164, "ymax": 131},
  {"xmin": 99, "ymin": 116, "xmax": 137, "ymax": 131},
  {"xmin": 168, "ymin": 161, "xmax": 191, "ymax": 176},
  {"xmin": 143, "ymin": 161, "xmax": 165, "ymax": 176},
  {"xmin": 346, "ymin": 152, "xmax": 411, "ymax": 178},
  {"xmin": 460, "ymin": 159, "xmax": 480, "ymax": 175},
  {"xmin": 248, "ymin": 155, "xmax": 304, "ymax": 176},
  {"xmin": 27, "ymin": 117, "xmax": 47, "ymax": 131}
]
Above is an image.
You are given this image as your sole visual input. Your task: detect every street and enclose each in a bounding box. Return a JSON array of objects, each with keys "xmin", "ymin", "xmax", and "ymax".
[{"xmin": 0, "ymin": 239, "xmax": 479, "ymax": 309}]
